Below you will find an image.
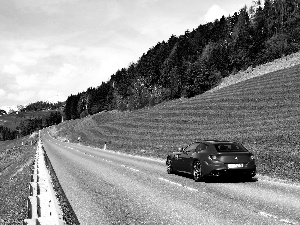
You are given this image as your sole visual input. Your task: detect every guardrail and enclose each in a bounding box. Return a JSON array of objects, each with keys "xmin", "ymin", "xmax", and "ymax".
[{"xmin": 24, "ymin": 135, "xmax": 64, "ymax": 225}]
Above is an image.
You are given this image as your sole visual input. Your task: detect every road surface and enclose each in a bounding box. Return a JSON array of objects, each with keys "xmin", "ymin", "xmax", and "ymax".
[{"xmin": 41, "ymin": 131, "xmax": 300, "ymax": 225}]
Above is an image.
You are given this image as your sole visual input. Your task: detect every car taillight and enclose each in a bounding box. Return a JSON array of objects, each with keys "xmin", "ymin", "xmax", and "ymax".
[{"xmin": 208, "ymin": 155, "xmax": 217, "ymax": 160}]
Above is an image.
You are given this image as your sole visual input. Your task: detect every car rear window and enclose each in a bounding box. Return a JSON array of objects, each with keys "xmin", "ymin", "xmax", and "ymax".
[{"xmin": 214, "ymin": 143, "xmax": 248, "ymax": 152}]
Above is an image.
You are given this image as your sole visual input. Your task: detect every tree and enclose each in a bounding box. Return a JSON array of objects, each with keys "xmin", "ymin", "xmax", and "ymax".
[{"xmin": 229, "ymin": 7, "xmax": 253, "ymax": 71}]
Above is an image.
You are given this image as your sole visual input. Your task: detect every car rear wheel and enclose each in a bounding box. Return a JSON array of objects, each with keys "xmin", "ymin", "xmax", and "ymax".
[
  {"xmin": 166, "ymin": 158, "xmax": 174, "ymax": 174},
  {"xmin": 193, "ymin": 161, "xmax": 203, "ymax": 182}
]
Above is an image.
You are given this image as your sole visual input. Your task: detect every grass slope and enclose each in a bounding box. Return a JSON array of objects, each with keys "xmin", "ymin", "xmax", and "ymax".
[
  {"xmin": 53, "ymin": 64, "xmax": 300, "ymax": 182},
  {"xmin": 0, "ymin": 137, "xmax": 37, "ymax": 224}
]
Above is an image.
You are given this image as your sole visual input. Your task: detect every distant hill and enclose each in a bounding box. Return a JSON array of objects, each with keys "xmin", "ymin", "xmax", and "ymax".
[
  {"xmin": 0, "ymin": 100, "xmax": 64, "ymax": 141},
  {"xmin": 0, "ymin": 110, "xmax": 57, "ymax": 130},
  {"xmin": 0, "ymin": 109, "xmax": 62, "ymax": 141}
]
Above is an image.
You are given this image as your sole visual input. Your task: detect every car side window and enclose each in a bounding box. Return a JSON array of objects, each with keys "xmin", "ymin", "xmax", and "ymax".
[
  {"xmin": 196, "ymin": 143, "xmax": 208, "ymax": 152},
  {"xmin": 184, "ymin": 143, "xmax": 200, "ymax": 152}
]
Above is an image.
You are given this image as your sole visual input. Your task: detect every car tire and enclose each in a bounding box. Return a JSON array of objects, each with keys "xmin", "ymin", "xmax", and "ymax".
[
  {"xmin": 166, "ymin": 158, "xmax": 174, "ymax": 174},
  {"xmin": 193, "ymin": 160, "xmax": 203, "ymax": 182}
]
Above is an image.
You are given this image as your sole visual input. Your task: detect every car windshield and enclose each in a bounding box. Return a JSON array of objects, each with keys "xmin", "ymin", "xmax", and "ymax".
[{"xmin": 214, "ymin": 143, "xmax": 248, "ymax": 152}]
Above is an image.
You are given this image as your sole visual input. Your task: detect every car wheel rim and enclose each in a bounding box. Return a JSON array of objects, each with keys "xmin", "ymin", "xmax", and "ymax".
[{"xmin": 193, "ymin": 162, "xmax": 201, "ymax": 180}]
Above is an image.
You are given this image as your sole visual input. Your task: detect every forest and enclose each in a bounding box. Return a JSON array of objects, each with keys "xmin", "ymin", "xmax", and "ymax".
[{"xmin": 21, "ymin": 101, "xmax": 64, "ymax": 112}]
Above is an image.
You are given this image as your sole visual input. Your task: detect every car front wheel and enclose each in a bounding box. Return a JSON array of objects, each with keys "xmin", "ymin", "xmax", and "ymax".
[
  {"xmin": 166, "ymin": 158, "xmax": 174, "ymax": 174},
  {"xmin": 193, "ymin": 161, "xmax": 203, "ymax": 182}
]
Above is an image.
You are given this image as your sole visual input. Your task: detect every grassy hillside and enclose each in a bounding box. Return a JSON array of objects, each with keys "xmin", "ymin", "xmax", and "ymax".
[
  {"xmin": 52, "ymin": 64, "xmax": 300, "ymax": 182},
  {"xmin": 0, "ymin": 135, "xmax": 37, "ymax": 224},
  {"xmin": 0, "ymin": 110, "xmax": 58, "ymax": 130}
]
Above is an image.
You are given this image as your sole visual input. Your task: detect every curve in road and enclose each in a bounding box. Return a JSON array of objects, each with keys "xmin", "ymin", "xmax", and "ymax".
[{"xmin": 41, "ymin": 130, "xmax": 300, "ymax": 225}]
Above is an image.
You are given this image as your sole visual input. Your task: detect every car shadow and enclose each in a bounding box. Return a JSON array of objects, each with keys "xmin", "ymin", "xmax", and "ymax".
[
  {"xmin": 204, "ymin": 176, "xmax": 258, "ymax": 183},
  {"xmin": 173, "ymin": 171, "xmax": 258, "ymax": 183}
]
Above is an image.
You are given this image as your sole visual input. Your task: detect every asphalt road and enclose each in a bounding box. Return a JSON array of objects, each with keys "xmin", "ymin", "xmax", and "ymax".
[{"xmin": 41, "ymin": 131, "xmax": 300, "ymax": 225}]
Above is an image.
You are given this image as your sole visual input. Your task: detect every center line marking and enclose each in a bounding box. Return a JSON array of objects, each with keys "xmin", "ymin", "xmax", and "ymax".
[
  {"xmin": 158, "ymin": 177, "xmax": 198, "ymax": 192},
  {"xmin": 120, "ymin": 164, "xmax": 140, "ymax": 172},
  {"xmin": 258, "ymin": 211, "xmax": 299, "ymax": 225}
]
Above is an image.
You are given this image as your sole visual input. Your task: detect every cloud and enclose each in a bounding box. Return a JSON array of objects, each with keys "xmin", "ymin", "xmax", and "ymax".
[
  {"xmin": 14, "ymin": 0, "xmax": 80, "ymax": 15},
  {"xmin": 2, "ymin": 64, "xmax": 22, "ymax": 74},
  {"xmin": 0, "ymin": 89, "xmax": 5, "ymax": 97},
  {"xmin": 47, "ymin": 63, "xmax": 78, "ymax": 87},
  {"xmin": 50, "ymin": 45, "xmax": 80, "ymax": 56},
  {"xmin": 11, "ymin": 51, "xmax": 37, "ymax": 66},
  {"xmin": 204, "ymin": 5, "xmax": 228, "ymax": 23},
  {"xmin": 0, "ymin": 39, "xmax": 49, "ymax": 66},
  {"xmin": 14, "ymin": 74, "xmax": 39, "ymax": 90},
  {"xmin": 37, "ymin": 89, "xmax": 65, "ymax": 102},
  {"xmin": 7, "ymin": 90, "xmax": 36, "ymax": 103}
]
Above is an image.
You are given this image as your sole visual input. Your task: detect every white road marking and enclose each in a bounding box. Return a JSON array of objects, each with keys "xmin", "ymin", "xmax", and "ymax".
[
  {"xmin": 129, "ymin": 168, "xmax": 140, "ymax": 172},
  {"xmin": 259, "ymin": 211, "xmax": 299, "ymax": 225},
  {"xmin": 158, "ymin": 177, "xmax": 198, "ymax": 192},
  {"xmin": 259, "ymin": 211, "xmax": 278, "ymax": 219},
  {"xmin": 120, "ymin": 164, "xmax": 140, "ymax": 172},
  {"xmin": 159, "ymin": 177, "xmax": 182, "ymax": 187},
  {"xmin": 280, "ymin": 218, "xmax": 299, "ymax": 225},
  {"xmin": 184, "ymin": 186, "xmax": 199, "ymax": 192}
]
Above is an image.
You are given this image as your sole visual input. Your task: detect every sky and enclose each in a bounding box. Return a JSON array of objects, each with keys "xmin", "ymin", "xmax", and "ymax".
[{"xmin": 0, "ymin": 0, "xmax": 254, "ymax": 109}]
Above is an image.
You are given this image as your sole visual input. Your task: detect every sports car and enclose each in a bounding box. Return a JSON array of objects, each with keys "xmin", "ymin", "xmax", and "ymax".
[{"xmin": 166, "ymin": 140, "xmax": 256, "ymax": 181}]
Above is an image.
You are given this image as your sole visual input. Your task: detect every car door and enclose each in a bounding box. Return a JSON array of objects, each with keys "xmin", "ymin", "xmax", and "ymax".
[{"xmin": 180, "ymin": 143, "xmax": 200, "ymax": 172}]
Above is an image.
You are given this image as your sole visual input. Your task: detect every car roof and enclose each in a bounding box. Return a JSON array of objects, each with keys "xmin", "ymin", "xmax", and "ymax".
[{"xmin": 200, "ymin": 140, "xmax": 236, "ymax": 144}]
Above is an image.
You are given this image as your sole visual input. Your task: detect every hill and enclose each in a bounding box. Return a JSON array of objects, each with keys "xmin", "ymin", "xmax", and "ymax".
[
  {"xmin": 0, "ymin": 110, "xmax": 60, "ymax": 130},
  {"xmin": 63, "ymin": 0, "xmax": 300, "ymax": 119},
  {"xmin": 0, "ymin": 109, "xmax": 62, "ymax": 141},
  {"xmin": 51, "ymin": 63, "xmax": 300, "ymax": 182}
]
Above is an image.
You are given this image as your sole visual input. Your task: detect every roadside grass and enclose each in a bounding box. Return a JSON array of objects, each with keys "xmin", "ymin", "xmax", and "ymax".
[
  {"xmin": 54, "ymin": 64, "xmax": 300, "ymax": 182},
  {"xmin": 0, "ymin": 137, "xmax": 37, "ymax": 224}
]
